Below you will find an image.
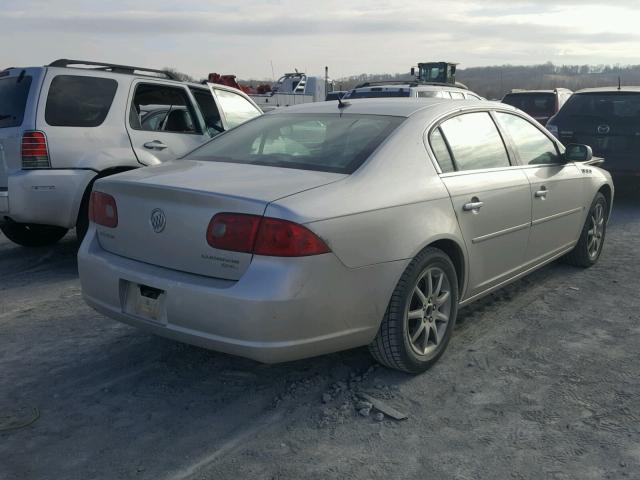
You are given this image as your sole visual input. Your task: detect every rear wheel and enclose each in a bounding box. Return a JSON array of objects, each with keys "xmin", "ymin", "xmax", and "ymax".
[
  {"xmin": 563, "ymin": 192, "xmax": 607, "ymax": 268},
  {"xmin": 0, "ymin": 222, "xmax": 68, "ymax": 247},
  {"xmin": 369, "ymin": 247, "xmax": 459, "ymax": 373}
]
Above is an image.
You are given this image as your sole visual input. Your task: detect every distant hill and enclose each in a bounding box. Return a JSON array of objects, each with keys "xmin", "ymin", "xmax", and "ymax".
[{"xmin": 332, "ymin": 62, "xmax": 640, "ymax": 99}]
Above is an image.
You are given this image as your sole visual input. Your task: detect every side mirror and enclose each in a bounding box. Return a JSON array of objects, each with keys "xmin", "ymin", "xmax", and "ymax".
[
  {"xmin": 565, "ymin": 143, "xmax": 592, "ymax": 162},
  {"xmin": 410, "ymin": 67, "xmax": 415, "ymax": 77}
]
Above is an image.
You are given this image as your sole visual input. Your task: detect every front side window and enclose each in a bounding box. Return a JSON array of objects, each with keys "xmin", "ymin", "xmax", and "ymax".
[
  {"xmin": 439, "ymin": 112, "xmax": 510, "ymax": 171},
  {"xmin": 213, "ymin": 89, "xmax": 261, "ymax": 129},
  {"xmin": 130, "ymin": 84, "xmax": 199, "ymax": 134},
  {"xmin": 417, "ymin": 91, "xmax": 439, "ymax": 98},
  {"xmin": 0, "ymin": 75, "xmax": 33, "ymax": 128},
  {"xmin": 188, "ymin": 113, "xmax": 404, "ymax": 174},
  {"xmin": 190, "ymin": 88, "xmax": 223, "ymax": 136},
  {"xmin": 495, "ymin": 112, "xmax": 559, "ymax": 165},
  {"xmin": 45, "ymin": 75, "xmax": 117, "ymax": 127}
]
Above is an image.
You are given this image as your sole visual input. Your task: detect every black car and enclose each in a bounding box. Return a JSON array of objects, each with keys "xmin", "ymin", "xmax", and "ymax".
[
  {"xmin": 502, "ymin": 88, "xmax": 572, "ymax": 126},
  {"xmin": 546, "ymin": 87, "xmax": 640, "ymax": 179}
]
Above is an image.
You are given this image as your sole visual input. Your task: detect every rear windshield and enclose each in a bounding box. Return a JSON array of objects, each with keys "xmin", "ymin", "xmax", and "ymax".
[
  {"xmin": 188, "ymin": 113, "xmax": 405, "ymax": 174},
  {"xmin": 0, "ymin": 74, "xmax": 33, "ymax": 128},
  {"xmin": 502, "ymin": 93, "xmax": 555, "ymax": 116},
  {"xmin": 556, "ymin": 92, "xmax": 640, "ymax": 122},
  {"xmin": 345, "ymin": 89, "xmax": 411, "ymax": 99},
  {"xmin": 45, "ymin": 75, "xmax": 118, "ymax": 127}
]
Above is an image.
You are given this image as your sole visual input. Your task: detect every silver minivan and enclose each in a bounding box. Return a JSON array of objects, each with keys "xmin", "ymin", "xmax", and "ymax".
[{"xmin": 0, "ymin": 59, "xmax": 262, "ymax": 246}]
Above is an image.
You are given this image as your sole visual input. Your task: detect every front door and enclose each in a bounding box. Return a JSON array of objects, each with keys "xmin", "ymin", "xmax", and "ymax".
[
  {"xmin": 126, "ymin": 81, "xmax": 208, "ymax": 165},
  {"xmin": 430, "ymin": 112, "xmax": 533, "ymax": 299},
  {"xmin": 494, "ymin": 112, "xmax": 585, "ymax": 263}
]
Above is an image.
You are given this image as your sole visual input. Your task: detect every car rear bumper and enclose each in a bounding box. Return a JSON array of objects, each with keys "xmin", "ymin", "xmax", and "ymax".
[
  {"xmin": 78, "ymin": 227, "xmax": 405, "ymax": 363},
  {"xmin": 2, "ymin": 169, "xmax": 96, "ymax": 228}
]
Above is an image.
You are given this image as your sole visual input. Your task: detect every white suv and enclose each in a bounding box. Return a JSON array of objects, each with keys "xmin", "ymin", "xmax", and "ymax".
[
  {"xmin": 0, "ymin": 59, "xmax": 262, "ymax": 246},
  {"xmin": 343, "ymin": 82, "xmax": 483, "ymax": 100}
]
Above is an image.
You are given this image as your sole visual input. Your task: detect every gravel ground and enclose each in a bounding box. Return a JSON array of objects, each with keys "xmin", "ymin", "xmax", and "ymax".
[{"xmin": 1, "ymin": 191, "xmax": 639, "ymax": 480}]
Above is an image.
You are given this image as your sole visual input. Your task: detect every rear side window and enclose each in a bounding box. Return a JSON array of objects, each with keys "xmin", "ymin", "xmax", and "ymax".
[
  {"xmin": 417, "ymin": 91, "xmax": 439, "ymax": 98},
  {"xmin": 345, "ymin": 89, "xmax": 411, "ymax": 99},
  {"xmin": 213, "ymin": 89, "xmax": 261, "ymax": 129},
  {"xmin": 0, "ymin": 74, "xmax": 33, "ymax": 128},
  {"xmin": 450, "ymin": 92, "xmax": 465, "ymax": 99},
  {"xmin": 439, "ymin": 112, "xmax": 510, "ymax": 171},
  {"xmin": 429, "ymin": 128, "xmax": 455, "ymax": 173},
  {"xmin": 45, "ymin": 75, "xmax": 117, "ymax": 127},
  {"xmin": 495, "ymin": 112, "xmax": 559, "ymax": 165}
]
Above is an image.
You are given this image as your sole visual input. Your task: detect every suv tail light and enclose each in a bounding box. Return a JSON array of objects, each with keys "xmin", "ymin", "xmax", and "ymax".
[
  {"xmin": 89, "ymin": 191, "xmax": 118, "ymax": 228},
  {"xmin": 21, "ymin": 131, "xmax": 51, "ymax": 169},
  {"xmin": 207, "ymin": 213, "xmax": 330, "ymax": 257}
]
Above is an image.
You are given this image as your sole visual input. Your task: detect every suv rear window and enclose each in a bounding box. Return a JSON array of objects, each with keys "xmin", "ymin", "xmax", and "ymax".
[
  {"xmin": 502, "ymin": 93, "xmax": 556, "ymax": 116},
  {"xmin": 557, "ymin": 92, "xmax": 640, "ymax": 121},
  {"xmin": 45, "ymin": 75, "xmax": 117, "ymax": 127},
  {"xmin": 0, "ymin": 74, "xmax": 33, "ymax": 128},
  {"xmin": 188, "ymin": 113, "xmax": 404, "ymax": 174}
]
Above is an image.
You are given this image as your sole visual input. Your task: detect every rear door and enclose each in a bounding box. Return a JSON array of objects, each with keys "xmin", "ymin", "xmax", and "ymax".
[
  {"xmin": 0, "ymin": 68, "xmax": 43, "ymax": 193},
  {"xmin": 430, "ymin": 111, "xmax": 532, "ymax": 299},
  {"xmin": 495, "ymin": 111, "xmax": 584, "ymax": 263},
  {"xmin": 127, "ymin": 81, "xmax": 209, "ymax": 165}
]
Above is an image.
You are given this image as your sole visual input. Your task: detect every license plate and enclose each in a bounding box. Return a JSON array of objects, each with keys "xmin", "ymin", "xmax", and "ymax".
[{"xmin": 123, "ymin": 282, "xmax": 166, "ymax": 323}]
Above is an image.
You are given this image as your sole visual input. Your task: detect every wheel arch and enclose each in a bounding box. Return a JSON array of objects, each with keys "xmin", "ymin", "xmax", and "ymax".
[{"xmin": 597, "ymin": 183, "xmax": 613, "ymax": 220}]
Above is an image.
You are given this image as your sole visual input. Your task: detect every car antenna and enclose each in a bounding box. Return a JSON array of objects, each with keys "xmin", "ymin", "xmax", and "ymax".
[
  {"xmin": 337, "ymin": 96, "xmax": 350, "ymax": 109},
  {"xmin": 618, "ymin": 76, "xmax": 622, "ymax": 90}
]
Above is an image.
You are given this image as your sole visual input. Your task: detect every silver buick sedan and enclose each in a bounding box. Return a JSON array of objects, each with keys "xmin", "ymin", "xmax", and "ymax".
[{"xmin": 78, "ymin": 98, "xmax": 613, "ymax": 373}]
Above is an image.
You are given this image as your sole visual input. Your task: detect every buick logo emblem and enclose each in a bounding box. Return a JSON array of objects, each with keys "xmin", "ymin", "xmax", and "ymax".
[
  {"xmin": 150, "ymin": 209, "xmax": 166, "ymax": 233},
  {"xmin": 597, "ymin": 124, "xmax": 610, "ymax": 134}
]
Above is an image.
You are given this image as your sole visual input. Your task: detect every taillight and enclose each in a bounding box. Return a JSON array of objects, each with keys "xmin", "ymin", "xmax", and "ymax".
[
  {"xmin": 206, "ymin": 213, "xmax": 261, "ymax": 253},
  {"xmin": 206, "ymin": 213, "xmax": 330, "ymax": 257},
  {"xmin": 89, "ymin": 191, "xmax": 118, "ymax": 228},
  {"xmin": 21, "ymin": 131, "xmax": 50, "ymax": 169}
]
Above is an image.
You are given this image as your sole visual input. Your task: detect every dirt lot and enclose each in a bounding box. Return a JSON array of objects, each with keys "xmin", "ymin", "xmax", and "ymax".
[{"xmin": 1, "ymin": 191, "xmax": 639, "ymax": 480}]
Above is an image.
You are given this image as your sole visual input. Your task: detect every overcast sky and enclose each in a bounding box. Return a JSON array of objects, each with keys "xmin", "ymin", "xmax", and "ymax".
[{"xmin": 2, "ymin": 0, "xmax": 640, "ymax": 80}]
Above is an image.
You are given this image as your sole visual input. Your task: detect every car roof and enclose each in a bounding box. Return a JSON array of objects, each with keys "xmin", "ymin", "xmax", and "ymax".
[
  {"xmin": 574, "ymin": 86, "xmax": 640, "ymax": 94},
  {"xmin": 266, "ymin": 97, "xmax": 510, "ymax": 118}
]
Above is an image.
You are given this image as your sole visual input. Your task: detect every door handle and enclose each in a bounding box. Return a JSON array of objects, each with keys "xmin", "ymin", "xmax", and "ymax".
[
  {"xmin": 463, "ymin": 199, "xmax": 484, "ymax": 211},
  {"xmin": 143, "ymin": 140, "xmax": 168, "ymax": 150},
  {"xmin": 535, "ymin": 187, "xmax": 548, "ymax": 198}
]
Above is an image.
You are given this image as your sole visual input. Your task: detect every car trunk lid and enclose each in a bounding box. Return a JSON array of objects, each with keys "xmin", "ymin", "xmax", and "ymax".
[{"xmin": 94, "ymin": 160, "xmax": 345, "ymax": 280}]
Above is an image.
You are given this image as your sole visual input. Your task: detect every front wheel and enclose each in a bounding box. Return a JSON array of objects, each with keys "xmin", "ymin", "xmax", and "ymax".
[
  {"xmin": 0, "ymin": 222, "xmax": 68, "ymax": 247},
  {"xmin": 562, "ymin": 192, "xmax": 608, "ymax": 268},
  {"xmin": 369, "ymin": 247, "xmax": 459, "ymax": 373}
]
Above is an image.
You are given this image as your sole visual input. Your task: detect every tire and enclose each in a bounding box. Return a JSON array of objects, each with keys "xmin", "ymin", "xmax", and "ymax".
[
  {"xmin": 75, "ymin": 193, "xmax": 90, "ymax": 244},
  {"xmin": 0, "ymin": 222, "xmax": 68, "ymax": 247},
  {"xmin": 562, "ymin": 192, "xmax": 608, "ymax": 268},
  {"xmin": 369, "ymin": 247, "xmax": 459, "ymax": 373}
]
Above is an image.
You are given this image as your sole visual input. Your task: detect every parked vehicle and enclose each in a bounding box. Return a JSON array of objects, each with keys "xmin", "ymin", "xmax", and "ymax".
[
  {"xmin": 0, "ymin": 59, "xmax": 262, "ymax": 247},
  {"xmin": 250, "ymin": 72, "xmax": 326, "ymax": 112},
  {"xmin": 343, "ymin": 82, "xmax": 482, "ymax": 100},
  {"xmin": 546, "ymin": 87, "xmax": 640, "ymax": 179},
  {"xmin": 502, "ymin": 88, "xmax": 572, "ymax": 125},
  {"xmin": 78, "ymin": 98, "xmax": 613, "ymax": 373}
]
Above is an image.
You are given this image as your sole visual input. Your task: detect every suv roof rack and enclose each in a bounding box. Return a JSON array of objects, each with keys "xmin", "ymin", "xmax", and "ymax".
[
  {"xmin": 48, "ymin": 59, "xmax": 179, "ymax": 80},
  {"xmin": 354, "ymin": 80, "xmax": 468, "ymax": 90}
]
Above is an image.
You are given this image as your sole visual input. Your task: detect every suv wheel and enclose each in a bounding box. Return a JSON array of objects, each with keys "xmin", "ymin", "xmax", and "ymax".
[
  {"xmin": 369, "ymin": 247, "xmax": 459, "ymax": 373},
  {"xmin": 0, "ymin": 222, "xmax": 68, "ymax": 247}
]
